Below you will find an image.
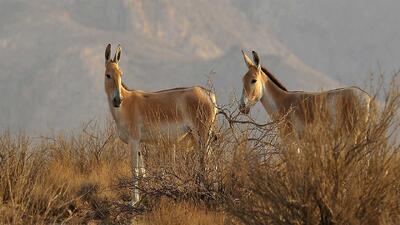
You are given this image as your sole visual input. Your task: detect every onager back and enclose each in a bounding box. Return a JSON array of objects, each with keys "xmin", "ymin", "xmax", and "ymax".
[{"xmin": 104, "ymin": 44, "xmax": 217, "ymax": 205}]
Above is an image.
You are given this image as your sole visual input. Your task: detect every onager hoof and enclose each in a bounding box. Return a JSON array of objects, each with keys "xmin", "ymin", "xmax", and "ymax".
[{"xmin": 129, "ymin": 198, "xmax": 140, "ymax": 207}]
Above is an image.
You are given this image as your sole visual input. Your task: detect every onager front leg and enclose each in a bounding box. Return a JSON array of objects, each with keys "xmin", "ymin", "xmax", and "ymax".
[{"xmin": 129, "ymin": 139, "xmax": 141, "ymax": 206}]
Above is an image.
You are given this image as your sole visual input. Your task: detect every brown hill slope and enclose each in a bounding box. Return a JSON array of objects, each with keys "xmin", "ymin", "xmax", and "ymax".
[{"xmin": 0, "ymin": 0, "xmax": 337, "ymax": 133}]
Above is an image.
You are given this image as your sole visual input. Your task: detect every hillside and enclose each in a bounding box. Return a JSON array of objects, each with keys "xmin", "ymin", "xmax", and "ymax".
[
  {"xmin": 0, "ymin": 0, "xmax": 338, "ymax": 133},
  {"xmin": 232, "ymin": 0, "xmax": 400, "ymax": 83}
]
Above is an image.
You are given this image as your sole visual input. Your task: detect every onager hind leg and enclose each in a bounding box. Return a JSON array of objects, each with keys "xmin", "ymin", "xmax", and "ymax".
[
  {"xmin": 138, "ymin": 148, "xmax": 146, "ymax": 178},
  {"xmin": 190, "ymin": 119, "xmax": 214, "ymax": 185}
]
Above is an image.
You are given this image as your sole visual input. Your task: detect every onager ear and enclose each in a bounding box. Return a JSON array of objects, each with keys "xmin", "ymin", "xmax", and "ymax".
[
  {"xmin": 252, "ymin": 50, "xmax": 260, "ymax": 66},
  {"xmin": 242, "ymin": 50, "xmax": 254, "ymax": 68},
  {"xmin": 114, "ymin": 44, "xmax": 122, "ymax": 64},
  {"xmin": 105, "ymin": 43, "xmax": 112, "ymax": 63}
]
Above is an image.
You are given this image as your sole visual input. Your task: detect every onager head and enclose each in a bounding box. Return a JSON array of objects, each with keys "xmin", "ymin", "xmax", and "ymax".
[
  {"xmin": 104, "ymin": 44, "xmax": 123, "ymax": 108},
  {"xmin": 239, "ymin": 50, "xmax": 264, "ymax": 114}
]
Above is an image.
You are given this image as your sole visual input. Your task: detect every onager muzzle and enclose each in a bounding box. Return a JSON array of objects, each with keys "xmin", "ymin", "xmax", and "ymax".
[
  {"xmin": 239, "ymin": 90, "xmax": 251, "ymax": 114},
  {"xmin": 112, "ymin": 89, "xmax": 122, "ymax": 107}
]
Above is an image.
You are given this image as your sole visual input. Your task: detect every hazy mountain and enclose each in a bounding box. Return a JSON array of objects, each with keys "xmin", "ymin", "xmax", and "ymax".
[
  {"xmin": 232, "ymin": 0, "xmax": 400, "ymax": 84},
  {"xmin": 1, "ymin": 0, "xmax": 397, "ymax": 134}
]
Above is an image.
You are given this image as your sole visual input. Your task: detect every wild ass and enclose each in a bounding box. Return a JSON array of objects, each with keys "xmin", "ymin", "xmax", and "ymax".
[
  {"xmin": 239, "ymin": 50, "xmax": 374, "ymax": 139},
  {"xmin": 104, "ymin": 44, "xmax": 217, "ymax": 205}
]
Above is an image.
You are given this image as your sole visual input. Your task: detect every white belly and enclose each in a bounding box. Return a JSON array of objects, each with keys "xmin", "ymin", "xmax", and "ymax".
[{"xmin": 140, "ymin": 123, "xmax": 191, "ymax": 144}]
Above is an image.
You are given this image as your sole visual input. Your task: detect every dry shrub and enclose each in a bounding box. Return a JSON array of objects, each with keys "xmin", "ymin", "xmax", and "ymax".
[
  {"xmin": 226, "ymin": 76, "xmax": 400, "ymax": 225},
  {"xmin": 0, "ymin": 134, "xmax": 69, "ymax": 224},
  {"xmin": 0, "ymin": 119, "xmax": 229, "ymax": 224}
]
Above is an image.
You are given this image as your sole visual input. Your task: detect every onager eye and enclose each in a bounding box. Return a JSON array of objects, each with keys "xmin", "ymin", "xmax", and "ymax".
[
  {"xmin": 106, "ymin": 74, "xmax": 111, "ymax": 79},
  {"xmin": 251, "ymin": 79, "xmax": 257, "ymax": 84}
]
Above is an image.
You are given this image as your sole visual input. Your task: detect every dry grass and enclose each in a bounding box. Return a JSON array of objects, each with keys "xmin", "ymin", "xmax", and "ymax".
[
  {"xmin": 136, "ymin": 198, "xmax": 225, "ymax": 225},
  {"xmin": 0, "ymin": 75, "xmax": 400, "ymax": 225},
  {"xmin": 0, "ymin": 122, "xmax": 133, "ymax": 224}
]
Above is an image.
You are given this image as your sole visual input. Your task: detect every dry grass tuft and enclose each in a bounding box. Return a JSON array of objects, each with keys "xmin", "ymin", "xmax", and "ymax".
[
  {"xmin": 136, "ymin": 198, "xmax": 225, "ymax": 225},
  {"xmin": 0, "ymin": 122, "xmax": 133, "ymax": 224}
]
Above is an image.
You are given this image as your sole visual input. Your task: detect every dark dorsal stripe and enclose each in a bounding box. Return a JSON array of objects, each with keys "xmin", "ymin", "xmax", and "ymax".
[
  {"xmin": 122, "ymin": 82, "xmax": 192, "ymax": 93},
  {"xmin": 261, "ymin": 66, "xmax": 288, "ymax": 91},
  {"xmin": 153, "ymin": 87, "xmax": 189, "ymax": 93}
]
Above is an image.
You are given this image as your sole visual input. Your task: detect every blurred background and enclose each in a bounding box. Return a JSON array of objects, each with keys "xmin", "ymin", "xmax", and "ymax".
[{"xmin": 0, "ymin": 0, "xmax": 399, "ymax": 134}]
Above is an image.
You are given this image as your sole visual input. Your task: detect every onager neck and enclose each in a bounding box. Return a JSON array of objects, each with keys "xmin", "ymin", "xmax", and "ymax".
[{"xmin": 259, "ymin": 78, "xmax": 288, "ymax": 119}]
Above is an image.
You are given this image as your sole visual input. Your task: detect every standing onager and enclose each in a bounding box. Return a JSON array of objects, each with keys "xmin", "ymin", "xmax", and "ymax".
[
  {"xmin": 104, "ymin": 44, "xmax": 217, "ymax": 205},
  {"xmin": 239, "ymin": 50, "xmax": 374, "ymax": 139}
]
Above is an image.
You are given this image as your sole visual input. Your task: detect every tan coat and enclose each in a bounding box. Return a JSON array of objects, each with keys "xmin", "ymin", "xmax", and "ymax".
[{"xmin": 104, "ymin": 44, "xmax": 217, "ymax": 205}]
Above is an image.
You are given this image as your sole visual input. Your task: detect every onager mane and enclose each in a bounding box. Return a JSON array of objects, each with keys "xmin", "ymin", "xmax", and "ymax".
[{"xmin": 260, "ymin": 66, "xmax": 288, "ymax": 91}]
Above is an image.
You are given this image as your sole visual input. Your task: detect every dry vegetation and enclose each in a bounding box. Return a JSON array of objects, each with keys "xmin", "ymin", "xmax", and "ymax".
[{"xmin": 1, "ymin": 76, "xmax": 400, "ymax": 225}]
